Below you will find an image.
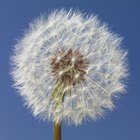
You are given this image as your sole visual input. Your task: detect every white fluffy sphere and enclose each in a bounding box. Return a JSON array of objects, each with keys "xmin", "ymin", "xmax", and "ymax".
[{"xmin": 11, "ymin": 9, "xmax": 128, "ymax": 125}]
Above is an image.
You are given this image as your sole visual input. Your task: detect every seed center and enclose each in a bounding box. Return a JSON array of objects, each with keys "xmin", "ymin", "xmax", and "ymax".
[{"xmin": 51, "ymin": 48, "xmax": 89, "ymax": 87}]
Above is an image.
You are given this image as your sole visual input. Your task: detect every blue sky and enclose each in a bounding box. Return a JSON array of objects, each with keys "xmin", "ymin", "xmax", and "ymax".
[{"xmin": 0, "ymin": 0, "xmax": 140, "ymax": 140}]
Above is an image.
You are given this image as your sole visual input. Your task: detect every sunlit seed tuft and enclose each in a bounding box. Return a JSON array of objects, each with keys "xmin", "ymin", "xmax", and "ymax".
[{"xmin": 11, "ymin": 9, "xmax": 128, "ymax": 125}]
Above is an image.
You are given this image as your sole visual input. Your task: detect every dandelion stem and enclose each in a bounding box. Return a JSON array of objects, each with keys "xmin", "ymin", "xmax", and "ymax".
[
  {"xmin": 52, "ymin": 81, "xmax": 64, "ymax": 140},
  {"xmin": 54, "ymin": 121, "xmax": 61, "ymax": 140}
]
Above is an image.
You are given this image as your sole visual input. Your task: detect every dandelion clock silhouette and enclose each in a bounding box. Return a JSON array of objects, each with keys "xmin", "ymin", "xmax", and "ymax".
[{"xmin": 11, "ymin": 9, "xmax": 128, "ymax": 140}]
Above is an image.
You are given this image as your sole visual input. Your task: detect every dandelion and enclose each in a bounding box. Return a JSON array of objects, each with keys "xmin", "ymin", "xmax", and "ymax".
[{"xmin": 11, "ymin": 9, "xmax": 128, "ymax": 140}]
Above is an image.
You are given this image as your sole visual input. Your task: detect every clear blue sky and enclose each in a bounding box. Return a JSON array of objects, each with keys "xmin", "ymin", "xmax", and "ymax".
[{"xmin": 0, "ymin": 0, "xmax": 140, "ymax": 140}]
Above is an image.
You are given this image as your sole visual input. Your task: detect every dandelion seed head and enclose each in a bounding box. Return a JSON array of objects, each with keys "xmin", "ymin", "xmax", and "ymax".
[{"xmin": 11, "ymin": 9, "xmax": 128, "ymax": 125}]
